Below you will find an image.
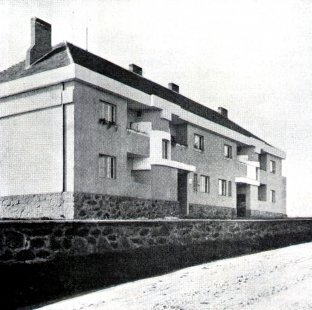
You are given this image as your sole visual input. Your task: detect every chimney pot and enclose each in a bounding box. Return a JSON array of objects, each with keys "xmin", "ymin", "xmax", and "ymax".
[
  {"xmin": 218, "ymin": 107, "xmax": 228, "ymax": 118},
  {"xmin": 168, "ymin": 83, "xmax": 179, "ymax": 93},
  {"xmin": 129, "ymin": 64, "xmax": 142, "ymax": 76},
  {"xmin": 26, "ymin": 17, "xmax": 52, "ymax": 68}
]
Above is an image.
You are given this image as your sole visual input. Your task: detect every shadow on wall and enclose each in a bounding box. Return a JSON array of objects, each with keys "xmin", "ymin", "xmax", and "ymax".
[{"xmin": 1, "ymin": 226, "xmax": 312, "ymax": 309}]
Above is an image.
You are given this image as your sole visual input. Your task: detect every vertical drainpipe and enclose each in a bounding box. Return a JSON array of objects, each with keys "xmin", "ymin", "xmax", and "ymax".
[{"xmin": 62, "ymin": 82, "xmax": 66, "ymax": 192}]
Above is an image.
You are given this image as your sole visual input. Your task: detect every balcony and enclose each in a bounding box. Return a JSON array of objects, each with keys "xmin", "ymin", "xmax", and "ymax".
[
  {"xmin": 126, "ymin": 128, "xmax": 150, "ymax": 158},
  {"xmin": 171, "ymin": 142, "xmax": 189, "ymax": 165},
  {"xmin": 236, "ymin": 155, "xmax": 260, "ymax": 186},
  {"xmin": 237, "ymin": 155, "xmax": 260, "ymax": 167}
]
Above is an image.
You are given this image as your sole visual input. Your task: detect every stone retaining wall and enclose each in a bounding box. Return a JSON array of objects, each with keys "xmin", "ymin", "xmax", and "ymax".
[
  {"xmin": 1, "ymin": 219, "xmax": 312, "ymax": 264},
  {"xmin": 2, "ymin": 218, "xmax": 312, "ymax": 309},
  {"xmin": 74, "ymin": 192, "xmax": 180, "ymax": 219}
]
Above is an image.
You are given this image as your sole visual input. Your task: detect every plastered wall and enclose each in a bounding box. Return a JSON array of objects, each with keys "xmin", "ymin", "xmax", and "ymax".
[{"xmin": 0, "ymin": 84, "xmax": 74, "ymax": 196}]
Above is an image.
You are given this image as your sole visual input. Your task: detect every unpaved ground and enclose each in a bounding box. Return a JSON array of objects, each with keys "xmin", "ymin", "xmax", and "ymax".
[{"xmin": 38, "ymin": 242, "xmax": 312, "ymax": 310}]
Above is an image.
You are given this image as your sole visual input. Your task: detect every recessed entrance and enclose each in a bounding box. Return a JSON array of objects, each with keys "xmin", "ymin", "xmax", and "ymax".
[
  {"xmin": 236, "ymin": 183, "xmax": 248, "ymax": 218},
  {"xmin": 237, "ymin": 194, "xmax": 246, "ymax": 217},
  {"xmin": 177, "ymin": 170, "xmax": 188, "ymax": 215}
]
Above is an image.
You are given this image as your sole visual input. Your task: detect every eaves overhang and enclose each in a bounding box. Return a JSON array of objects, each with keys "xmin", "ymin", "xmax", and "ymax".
[{"xmin": 0, "ymin": 62, "xmax": 286, "ymax": 160}]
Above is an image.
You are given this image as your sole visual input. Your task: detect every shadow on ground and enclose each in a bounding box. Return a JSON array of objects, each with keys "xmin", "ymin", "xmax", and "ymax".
[{"xmin": 1, "ymin": 232, "xmax": 311, "ymax": 309}]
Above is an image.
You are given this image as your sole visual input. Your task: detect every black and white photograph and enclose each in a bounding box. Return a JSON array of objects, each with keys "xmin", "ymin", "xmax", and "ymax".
[{"xmin": 0, "ymin": 0, "xmax": 312, "ymax": 309}]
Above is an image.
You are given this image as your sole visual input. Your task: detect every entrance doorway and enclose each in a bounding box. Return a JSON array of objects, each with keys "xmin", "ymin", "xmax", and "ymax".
[
  {"xmin": 237, "ymin": 193, "xmax": 246, "ymax": 217},
  {"xmin": 177, "ymin": 171, "xmax": 188, "ymax": 215}
]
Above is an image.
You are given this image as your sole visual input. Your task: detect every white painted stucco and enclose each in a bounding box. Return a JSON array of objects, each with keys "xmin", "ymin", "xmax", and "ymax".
[
  {"xmin": 0, "ymin": 83, "xmax": 75, "ymax": 196},
  {"xmin": 0, "ymin": 63, "xmax": 285, "ymax": 159}
]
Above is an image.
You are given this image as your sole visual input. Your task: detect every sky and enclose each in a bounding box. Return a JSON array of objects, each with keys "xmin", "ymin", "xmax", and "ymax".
[{"xmin": 0, "ymin": 0, "xmax": 311, "ymax": 216}]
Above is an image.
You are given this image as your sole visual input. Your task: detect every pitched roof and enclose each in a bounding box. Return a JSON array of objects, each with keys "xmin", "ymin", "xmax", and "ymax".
[
  {"xmin": 0, "ymin": 42, "xmax": 267, "ymax": 144},
  {"xmin": 0, "ymin": 43, "xmax": 70, "ymax": 83}
]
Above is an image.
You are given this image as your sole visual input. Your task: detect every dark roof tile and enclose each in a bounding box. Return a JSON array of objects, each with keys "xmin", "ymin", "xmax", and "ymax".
[
  {"xmin": 0, "ymin": 43, "xmax": 70, "ymax": 83},
  {"xmin": 0, "ymin": 41, "xmax": 267, "ymax": 144}
]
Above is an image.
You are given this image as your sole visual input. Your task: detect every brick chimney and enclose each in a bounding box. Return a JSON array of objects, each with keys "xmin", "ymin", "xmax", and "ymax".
[
  {"xmin": 26, "ymin": 17, "xmax": 52, "ymax": 68},
  {"xmin": 218, "ymin": 107, "xmax": 228, "ymax": 118},
  {"xmin": 129, "ymin": 64, "xmax": 143, "ymax": 76},
  {"xmin": 168, "ymin": 83, "xmax": 179, "ymax": 93}
]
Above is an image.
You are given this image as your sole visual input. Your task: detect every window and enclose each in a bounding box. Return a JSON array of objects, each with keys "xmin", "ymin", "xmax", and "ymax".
[
  {"xmin": 99, "ymin": 155, "xmax": 116, "ymax": 179},
  {"xmin": 162, "ymin": 139, "xmax": 169, "ymax": 159},
  {"xmin": 194, "ymin": 134, "xmax": 204, "ymax": 151},
  {"xmin": 224, "ymin": 144, "xmax": 232, "ymax": 159},
  {"xmin": 259, "ymin": 154, "xmax": 267, "ymax": 171},
  {"xmin": 270, "ymin": 160, "xmax": 276, "ymax": 174},
  {"xmin": 193, "ymin": 173, "xmax": 198, "ymax": 192},
  {"xmin": 200, "ymin": 175, "xmax": 210, "ymax": 193},
  {"xmin": 218, "ymin": 179, "xmax": 227, "ymax": 196},
  {"xmin": 270, "ymin": 190, "xmax": 276, "ymax": 203},
  {"xmin": 100, "ymin": 101, "xmax": 116, "ymax": 124},
  {"xmin": 228, "ymin": 181, "xmax": 232, "ymax": 196}
]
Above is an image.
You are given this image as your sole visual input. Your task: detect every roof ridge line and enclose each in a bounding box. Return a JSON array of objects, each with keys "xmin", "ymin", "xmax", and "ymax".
[
  {"xmin": 64, "ymin": 41, "xmax": 74, "ymax": 64},
  {"xmin": 27, "ymin": 42, "xmax": 67, "ymax": 68}
]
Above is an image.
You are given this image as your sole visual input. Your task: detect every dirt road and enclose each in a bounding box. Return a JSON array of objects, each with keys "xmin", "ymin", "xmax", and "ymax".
[{"xmin": 38, "ymin": 242, "xmax": 312, "ymax": 309}]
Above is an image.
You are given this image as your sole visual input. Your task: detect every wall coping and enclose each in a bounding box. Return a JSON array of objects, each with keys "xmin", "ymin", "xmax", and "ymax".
[{"xmin": 0, "ymin": 218, "xmax": 311, "ymax": 224}]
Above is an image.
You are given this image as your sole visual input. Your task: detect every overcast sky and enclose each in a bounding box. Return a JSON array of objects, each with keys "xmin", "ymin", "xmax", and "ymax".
[{"xmin": 1, "ymin": 0, "xmax": 311, "ymax": 216}]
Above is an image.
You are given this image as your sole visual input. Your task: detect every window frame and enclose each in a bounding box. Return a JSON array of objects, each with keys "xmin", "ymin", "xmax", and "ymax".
[
  {"xmin": 218, "ymin": 179, "xmax": 227, "ymax": 196},
  {"xmin": 99, "ymin": 154, "xmax": 116, "ymax": 179},
  {"xmin": 270, "ymin": 160, "xmax": 276, "ymax": 174},
  {"xmin": 200, "ymin": 175, "xmax": 210, "ymax": 193},
  {"xmin": 224, "ymin": 144, "xmax": 233, "ymax": 159},
  {"xmin": 270, "ymin": 190, "xmax": 276, "ymax": 203},
  {"xmin": 99, "ymin": 100, "xmax": 117, "ymax": 124},
  {"xmin": 162, "ymin": 139, "xmax": 169, "ymax": 159},
  {"xmin": 194, "ymin": 134, "xmax": 204, "ymax": 151},
  {"xmin": 193, "ymin": 173, "xmax": 198, "ymax": 192}
]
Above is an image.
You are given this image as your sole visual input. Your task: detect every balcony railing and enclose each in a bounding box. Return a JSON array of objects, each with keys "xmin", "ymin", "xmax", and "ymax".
[{"xmin": 126, "ymin": 128, "xmax": 150, "ymax": 157}]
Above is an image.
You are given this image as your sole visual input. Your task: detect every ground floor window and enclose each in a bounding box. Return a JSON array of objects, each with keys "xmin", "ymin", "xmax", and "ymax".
[
  {"xmin": 200, "ymin": 175, "xmax": 210, "ymax": 193},
  {"xmin": 270, "ymin": 190, "xmax": 276, "ymax": 203},
  {"xmin": 193, "ymin": 173, "xmax": 198, "ymax": 192},
  {"xmin": 99, "ymin": 154, "xmax": 116, "ymax": 179},
  {"xmin": 218, "ymin": 179, "xmax": 227, "ymax": 196}
]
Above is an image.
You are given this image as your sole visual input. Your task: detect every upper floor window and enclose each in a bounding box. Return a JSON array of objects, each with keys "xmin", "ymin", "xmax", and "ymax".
[
  {"xmin": 99, "ymin": 154, "xmax": 116, "ymax": 179},
  {"xmin": 162, "ymin": 139, "xmax": 169, "ymax": 159},
  {"xmin": 194, "ymin": 134, "xmax": 204, "ymax": 151},
  {"xmin": 259, "ymin": 153, "xmax": 267, "ymax": 171},
  {"xmin": 218, "ymin": 179, "xmax": 227, "ymax": 196},
  {"xmin": 99, "ymin": 101, "xmax": 116, "ymax": 124},
  {"xmin": 224, "ymin": 144, "xmax": 233, "ymax": 159},
  {"xmin": 270, "ymin": 160, "xmax": 276, "ymax": 174},
  {"xmin": 270, "ymin": 190, "xmax": 276, "ymax": 203},
  {"xmin": 200, "ymin": 175, "xmax": 210, "ymax": 193},
  {"xmin": 193, "ymin": 173, "xmax": 198, "ymax": 192}
]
